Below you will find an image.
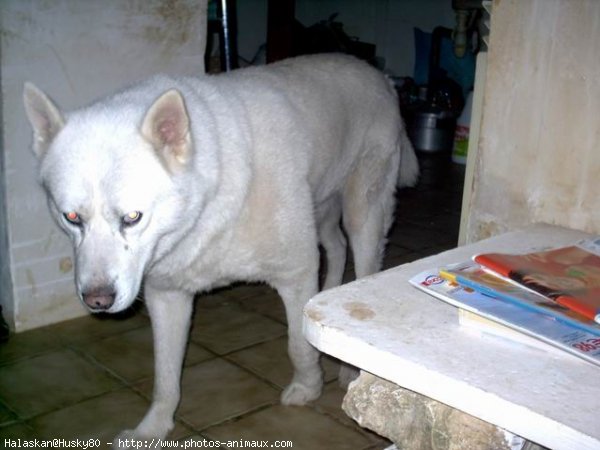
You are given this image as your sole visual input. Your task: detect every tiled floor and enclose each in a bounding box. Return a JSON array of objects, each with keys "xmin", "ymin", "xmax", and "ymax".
[{"xmin": 0, "ymin": 153, "xmax": 464, "ymax": 449}]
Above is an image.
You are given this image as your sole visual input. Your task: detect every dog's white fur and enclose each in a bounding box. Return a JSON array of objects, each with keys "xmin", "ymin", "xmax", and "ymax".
[{"xmin": 23, "ymin": 54, "xmax": 418, "ymax": 445}]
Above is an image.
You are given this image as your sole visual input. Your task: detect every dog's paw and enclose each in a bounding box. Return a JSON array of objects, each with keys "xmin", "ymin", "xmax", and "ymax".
[{"xmin": 281, "ymin": 381, "xmax": 322, "ymax": 405}]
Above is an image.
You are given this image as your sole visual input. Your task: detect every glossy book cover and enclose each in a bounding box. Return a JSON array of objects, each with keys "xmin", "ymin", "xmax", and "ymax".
[
  {"xmin": 474, "ymin": 239, "xmax": 600, "ymax": 323},
  {"xmin": 409, "ymin": 268, "xmax": 600, "ymax": 366},
  {"xmin": 441, "ymin": 262, "xmax": 600, "ymax": 335}
]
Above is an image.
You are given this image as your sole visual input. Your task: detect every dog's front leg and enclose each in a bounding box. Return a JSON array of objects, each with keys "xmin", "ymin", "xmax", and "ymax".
[
  {"xmin": 114, "ymin": 286, "xmax": 194, "ymax": 449},
  {"xmin": 276, "ymin": 277, "xmax": 323, "ymax": 405}
]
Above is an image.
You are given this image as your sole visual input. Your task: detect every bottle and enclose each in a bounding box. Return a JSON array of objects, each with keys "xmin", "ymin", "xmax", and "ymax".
[{"xmin": 452, "ymin": 90, "xmax": 473, "ymax": 164}]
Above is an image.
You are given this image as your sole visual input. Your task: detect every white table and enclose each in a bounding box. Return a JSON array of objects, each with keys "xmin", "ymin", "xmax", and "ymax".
[{"xmin": 304, "ymin": 224, "xmax": 600, "ymax": 450}]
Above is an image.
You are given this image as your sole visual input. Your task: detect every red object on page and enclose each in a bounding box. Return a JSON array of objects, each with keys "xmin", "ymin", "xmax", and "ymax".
[{"xmin": 474, "ymin": 244, "xmax": 600, "ymax": 324}]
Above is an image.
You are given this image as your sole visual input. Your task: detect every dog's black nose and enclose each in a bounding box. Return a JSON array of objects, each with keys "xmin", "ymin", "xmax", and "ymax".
[{"xmin": 82, "ymin": 287, "xmax": 116, "ymax": 311}]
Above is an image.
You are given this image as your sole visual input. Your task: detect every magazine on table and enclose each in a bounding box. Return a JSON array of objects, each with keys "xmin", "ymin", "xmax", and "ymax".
[
  {"xmin": 439, "ymin": 261, "xmax": 600, "ymax": 336},
  {"xmin": 409, "ymin": 269, "xmax": 600, "ymax": 367},
  {"xmin": 473, "ymin": 238, "xmax": 600, "ymax": 324},
  {"xmin": 458, "ymin": 309, "xmax": 568, "ymax": 355}
]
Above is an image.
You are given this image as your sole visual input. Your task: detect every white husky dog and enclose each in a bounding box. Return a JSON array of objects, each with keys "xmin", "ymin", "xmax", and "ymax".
[{"xmin": 24, "ymin": 54, "xmax": 418, "ymax": 444}]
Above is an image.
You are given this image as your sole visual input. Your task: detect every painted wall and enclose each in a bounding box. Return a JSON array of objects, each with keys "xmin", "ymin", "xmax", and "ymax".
[
  {"xmin": 464, "ymin": 0, "xmax": 600, "ymax": 243},
  {"xmin": 0, "ymin": 0, "xmax": 206, "ymax": 331}
]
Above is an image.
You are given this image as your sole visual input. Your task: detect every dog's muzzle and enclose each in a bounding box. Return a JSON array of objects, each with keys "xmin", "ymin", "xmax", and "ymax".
[{"xmin": 81, "ymin": 287, "xmax": 116, "ymax": 311}]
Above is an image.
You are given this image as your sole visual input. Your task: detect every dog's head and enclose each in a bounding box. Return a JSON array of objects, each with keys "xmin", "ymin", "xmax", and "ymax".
[{"xmin": 23, "ymin": 83, "xmax": 194, "ymax": 313}]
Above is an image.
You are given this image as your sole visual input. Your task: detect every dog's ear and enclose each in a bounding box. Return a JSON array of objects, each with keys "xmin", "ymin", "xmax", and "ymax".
[
  {"xmin": 141, "ymin": 89, "xmax": 191, "ymax": 172},
  {"xmin": 23, "ymin": 82, "xmax": 65, "ymax": 158}
]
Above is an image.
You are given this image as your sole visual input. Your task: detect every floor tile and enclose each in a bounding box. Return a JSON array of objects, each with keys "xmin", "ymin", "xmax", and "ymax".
[
  {"xmin": 49, "ymin": 308, "xmax": 149, "ymax": 346},
  {"xmin": 315, "ymin": 382, "xmax": 391, "ymax": 448},
  {"xmin": 0, "ymin": 326, "xmax": 62, "ymax": 366},
  {"xmin": 217, "ymin": 283, "xmax": 275, "ymax": 302},
  {"xmin": 0, "ymin": 349, "xmax": 122, "ymax": 418},
  {"xmin": 314, "ymin": 381, "xmax": 354, "ymax": 426},
  {"xmin": 342, "ymin": 264, "xmax": 357, "ymax": 284},
  {"xmin": 79, "ymin": 326, "xmax": 213, "ymax": 382},
  {"xmin": 226, "ymin": 336, "xmax": 340, "ymax": 389},
  {"xmin": 190, "ymin": 302, "xmax": 287, "ymax": 355},
  {"xmin": 0, "ymin": 401, "xmax": 17, "ymax": 426},
  {"xmin": 387, "ymin": 223, "xmax": 448, "ymax": 252},
  {"xmin": 233, "ymin": 287, "xmax": 288, "ymax": 324},
  {"xmin": 0, "ymin": 422, "xmax": 36, "ymax": 438},
  {"xmin": 383, "ymin": 245, "xmax": 421, "ymax": 269},
  {"xmin": 204, "ymin": 404, "xmax": 374, "ymax": 450},
  {"xmin": 29, "ymin": 389, "xmax": 190, "ymax": 447},
  {"xmin": 136, "ymin": 358, "xmax": 279, "ymax": 430},
  {"xmin": 194, "ymin": 292, "xmax": 232, "ymax": 310}
]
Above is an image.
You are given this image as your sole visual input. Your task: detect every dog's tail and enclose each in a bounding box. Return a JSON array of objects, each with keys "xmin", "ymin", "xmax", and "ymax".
[{"xmin": 397, "ymin": 128, "xmax": 419, "ymax": 188}]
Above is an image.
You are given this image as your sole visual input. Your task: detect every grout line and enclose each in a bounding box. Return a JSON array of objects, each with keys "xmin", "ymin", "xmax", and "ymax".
[
  {"xmin": 19, "ymin": 385, "xmax": 140, "ymax": 426},
  {"xmin": 196, "ymin": 402, "xmax": 277, "ymax": 434},
  {"xmin": 221, "ymin": 353, "xmax": 285, "ymax": 393},
  {"xmin": 0, "ymin": 397, "xmax": 21, "ymax": 427},
  {"xmin": 187, "ymin": 327, "xmax": 288, "ymax": 357}
]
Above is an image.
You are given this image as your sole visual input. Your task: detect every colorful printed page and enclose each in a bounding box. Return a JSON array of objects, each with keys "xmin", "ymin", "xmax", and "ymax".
[
  {"xmin": 440, "ymin": 262, "xmax": 600, "ymax": 336},
  {"xmin": 473, "ymin": 238, "xmax": 600, "ymax": 323},
  {"xmin": 409, "ymin": 269, "xmax": 600, "ymax": 367}
]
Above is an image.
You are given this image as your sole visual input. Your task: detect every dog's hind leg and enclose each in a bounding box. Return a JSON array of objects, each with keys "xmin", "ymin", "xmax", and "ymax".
[
  {"xmin": 343, "ymin": 132, "xmax": 400, "ymax": 280},
  {"xmin": 274, "ymin": 263, "xmax": 323, "ymax": 405},
  {"xmin": 337, "ymin": 188, "xmax": 388, "ymax": 388},
  {"xmin": 317, "ymin": 196, "xmax": 347, "ymax": 290},
  {"xmin": 343, "ymin": 169, "xmax": 397, "ymax": 279},
  {"xmin": 114, "ymin": 287, "xmax": 193, "ymax": 448},
  {"xmin": 336, "ymin": 149, "xmax": 400, "ymax": 388}
]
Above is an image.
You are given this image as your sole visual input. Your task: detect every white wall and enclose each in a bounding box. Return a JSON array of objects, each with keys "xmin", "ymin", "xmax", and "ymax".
[
  {"xmin": 463, "ymin": 0, "xmax": 600, "ymax": 243},
  {"xmin": 0, "ymin": 0, "xmax": 206, "ymax": 331}
]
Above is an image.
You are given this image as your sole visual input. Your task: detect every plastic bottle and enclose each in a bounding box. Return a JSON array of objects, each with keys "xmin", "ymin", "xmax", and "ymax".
[{"xmin": 452, "ymin": 90, "xmax": 473, "ymax": 164}]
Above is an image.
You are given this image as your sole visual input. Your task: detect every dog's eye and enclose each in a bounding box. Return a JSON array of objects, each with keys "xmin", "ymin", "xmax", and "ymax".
[
  {"xmin": 64, "ymin": 211, "xmax": 82, "ymax": 225},
  {"xmin": 122, "ymin": 211, "xmax": 143, "ymax": 226}
]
